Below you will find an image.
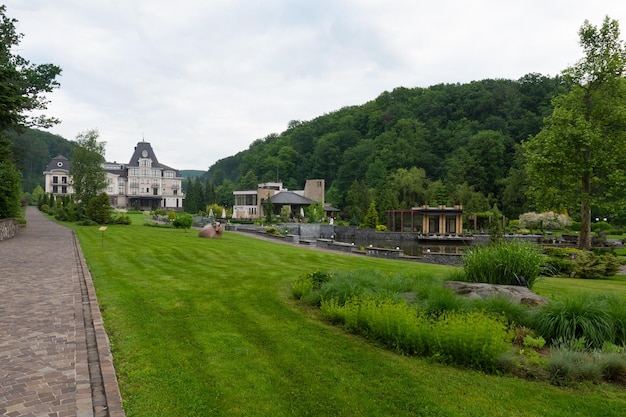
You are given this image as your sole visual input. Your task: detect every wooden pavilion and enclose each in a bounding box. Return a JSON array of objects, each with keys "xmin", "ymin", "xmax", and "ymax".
[{"xmin": 387, "ymin": 205, "xmax": 464, "ymax": 235}]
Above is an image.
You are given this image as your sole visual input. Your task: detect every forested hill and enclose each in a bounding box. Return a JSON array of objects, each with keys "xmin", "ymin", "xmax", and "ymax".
[
  {"xmin": 7, "ymin": 128, "xmax": 74, "ymax": 193},
  {"xmin": 206, "ymin": 74, "xmax": 566, "ymax": 219}
]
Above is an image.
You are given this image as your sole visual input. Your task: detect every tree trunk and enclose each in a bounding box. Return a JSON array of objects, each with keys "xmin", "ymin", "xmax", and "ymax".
[{"xmin": 579, "ymin": 172, "xmax": 592, "ymax": 250}]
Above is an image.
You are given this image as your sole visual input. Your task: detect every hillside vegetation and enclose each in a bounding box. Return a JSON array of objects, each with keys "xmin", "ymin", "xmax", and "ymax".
[
  {"xmin": 206, "ymin": 74, "xmax": 566, "ymax": 220},
  {"xmin": 11, "ymin": 74, "xmax": 567, "ymax": 220}
]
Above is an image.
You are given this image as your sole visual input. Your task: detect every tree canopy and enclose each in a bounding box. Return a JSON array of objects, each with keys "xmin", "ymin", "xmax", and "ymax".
[
  {"xmin": 204, "ymin": 74, "xmax": 566, "ymax": 221},
  {"xmin": 0, "ymin": 5, "xmax": 61, "ymax": 217},
  {"xmin": 70, "ymin": 129, "xmax": 107, "ymax": 207},
  {"xmin": 524, "ymin": 16, "xmax": 626, "ymax": 249}
]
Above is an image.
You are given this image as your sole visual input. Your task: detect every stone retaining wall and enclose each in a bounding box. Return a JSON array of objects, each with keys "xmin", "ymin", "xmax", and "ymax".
[
  {"xmin": 421, "ymin": 253, "xmax": 464, "ymax": 267},
  {"xmin": 0, "ymin": 218, "xmax": 20, "ymax": 241}
]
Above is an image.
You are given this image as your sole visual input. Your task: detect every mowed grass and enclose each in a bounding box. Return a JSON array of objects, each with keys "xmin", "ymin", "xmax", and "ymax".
[
  {"xmin": 534, "ymin": 275, "xmax": 626, "ymax": 300},
  {"xmin": 72, "ymin": 222, "xmax": 626, "ymax": 416}
]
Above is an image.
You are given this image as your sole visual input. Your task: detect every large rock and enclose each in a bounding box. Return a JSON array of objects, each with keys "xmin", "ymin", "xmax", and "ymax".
[
  {"xmin": 443, "ymin": 281, "xmax": 548, "ymax": 306},
  {"xmin": 199, "ymin": 222, "xmax": 223, "ymax": 238}
]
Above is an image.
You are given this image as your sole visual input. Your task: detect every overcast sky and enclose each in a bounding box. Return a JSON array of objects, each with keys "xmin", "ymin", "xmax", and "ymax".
[{"xmin": 5, "ymin": 1, "xmax": 626, "ymax": 170}]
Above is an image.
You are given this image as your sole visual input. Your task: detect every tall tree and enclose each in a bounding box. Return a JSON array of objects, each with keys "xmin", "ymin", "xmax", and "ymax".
[
  {"xmin": 0, "ymin": 5, "xmax": 61, "ymax": 132},
  {"xmin": 0, "ymin": 5, "xmax": 61, "ymax": 217},
  {"xmin": 70, "ymin": 129, "xmax": 107, "ymax": 207},
  {"xmin": 524, "ymin": 16, "xmax": 626, "ymax": 249}
]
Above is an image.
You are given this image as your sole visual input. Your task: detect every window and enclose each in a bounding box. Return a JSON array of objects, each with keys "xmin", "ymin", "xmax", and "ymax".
[
  {"xmin": 164, "ymin": 171, "xmax": 174, "ymax": 178},
  {"xmin": 141, "ymin": 169, "xmax": 148, "ymax": 176},
  {"xmin": 53, "ymin": 185, "xmax": 58, "ymax": 193},
  {"xmin": 61, "ymin": 186, "xmax": 67, "ymax": 194},
  {"xmin": 108, "ymin": 186, "xmax": 113, "ymax": 193},
  {"xmin": 152, "ymin": 169, "xmax": 160, "ymax": 177},
  {"xmin": 61, "ymin": 177, "xmax": 67, "ymax": 184},
  {"xmin": 53, "ymin": 176, "xmax": 58, "ymax": 184},
  {"xmin": 130, "ymin": 168, "xmax": 139, "ymax": 176},
  {"xmin": 173, "ymin": 189, "xmax": 177, "ymax": 195},
  {"xmin": 118, "ymin": 187, "xmax": 124, "ymax": 195}
]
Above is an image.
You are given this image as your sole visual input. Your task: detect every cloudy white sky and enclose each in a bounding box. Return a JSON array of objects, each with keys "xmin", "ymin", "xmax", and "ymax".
[{"xmin": 5, "ymin": 1, "xmax": 626, "ymax": 170}]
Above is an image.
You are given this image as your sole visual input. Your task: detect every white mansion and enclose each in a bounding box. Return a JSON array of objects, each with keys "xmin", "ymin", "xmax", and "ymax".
[{"xmin": 43, "ymin": 141, "xmax": 185, "ymax": 211}]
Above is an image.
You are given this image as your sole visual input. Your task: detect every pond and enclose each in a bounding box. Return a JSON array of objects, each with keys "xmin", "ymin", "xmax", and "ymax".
[{"xmin": 335, "ymin": 238, "xmax": 471, "ymax": 257}]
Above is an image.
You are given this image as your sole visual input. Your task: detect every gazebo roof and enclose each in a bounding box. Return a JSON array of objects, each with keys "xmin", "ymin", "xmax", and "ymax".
[{"xmin": 270, "ymin": 191, "xmax": 314, "ymax": 205}]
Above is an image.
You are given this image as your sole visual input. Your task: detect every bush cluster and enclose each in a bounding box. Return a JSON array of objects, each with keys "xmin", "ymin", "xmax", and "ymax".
[
  {"xmin": 321, "ymin": 295, "xmax": 511, "ymax": 371},
  {"xmin": 541, "ymin": 247, "xmax": 620, "ymax": 279},
  {"xmin": 293, "ymin": 268, "xmax": 626, "ymax": 384}
]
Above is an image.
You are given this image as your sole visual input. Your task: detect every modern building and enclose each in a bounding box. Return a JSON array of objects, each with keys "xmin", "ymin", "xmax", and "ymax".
[
  {"xmin": 387, "ymin": 205, "xmax": 464, "ymax": 235},
  {"xmin": 43, "ymin": 141, "xmax": 185, "ymax": 210},
  {"xmin": 233, "ymin": 179, "xmax": 333, "ymax": 220}
]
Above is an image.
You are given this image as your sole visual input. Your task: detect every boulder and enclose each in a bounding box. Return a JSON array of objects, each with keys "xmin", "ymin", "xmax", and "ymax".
[
  {"xmin": 199, "ymin": 222, "xmax": 223, "ymax": 238},
  {"xmin": 443, "ymin": 281, "xmax": 548, "ymax": 306}
]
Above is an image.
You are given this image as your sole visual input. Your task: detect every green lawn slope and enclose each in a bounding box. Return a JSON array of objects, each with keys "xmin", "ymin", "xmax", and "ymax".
[{"xmin": 73, "ymin": 222, "xmax": 626, "ymax": 416}]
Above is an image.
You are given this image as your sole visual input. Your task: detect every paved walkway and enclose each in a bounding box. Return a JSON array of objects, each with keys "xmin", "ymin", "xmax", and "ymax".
[{"xmin": 0, "ymin": 207, "xmax": 124, "ymax": 417}]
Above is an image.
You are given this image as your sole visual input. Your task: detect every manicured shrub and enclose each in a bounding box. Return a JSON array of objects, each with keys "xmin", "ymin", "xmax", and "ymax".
[
  {"xmin": 541, "ymin": 247, "xmax": 579, "ymax": 277},
  {"xmin": 114, "ymin": 214, "xmax": 132, "ymax": 225},
  {"xmin": 76, "ymin": 219, "xmax": 99, "ymax": 226},
  {"xmin": 574, "ymin": 251, "xmax": 620, "ymax": 279},
  {"xmin": 462, "ymin": 241, "xmax": 543, "ymax": 288},
  {"xmin": 86, "ymin": 192, "xmax": 113, "ymax": 224},
  {"xmin": 531, "ymin": 295, "xmax": 614, "ymax": 350}
]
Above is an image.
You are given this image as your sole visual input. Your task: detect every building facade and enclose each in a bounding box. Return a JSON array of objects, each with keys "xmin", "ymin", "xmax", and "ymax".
[
  {"xmin": 232, "ymin": 179, "xmax": 327, "ymax": 220},
  {"xmin": 43, "ymin": 141, "xmax": 185, "ymax": 210}
]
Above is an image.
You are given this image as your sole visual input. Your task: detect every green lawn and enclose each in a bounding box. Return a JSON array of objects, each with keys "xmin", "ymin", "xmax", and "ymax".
[{"xmin": 73, "ymin": 222, "xmax": 626, "ymax": 416}]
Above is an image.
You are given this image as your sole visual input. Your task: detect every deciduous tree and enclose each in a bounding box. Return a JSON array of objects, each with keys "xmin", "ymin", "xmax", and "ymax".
[
  {"xmin": 0, "ymin": 5, "xmax": 61, "ymax": 217},
  {"xmin": 70, "ymin": 129, "xmax": 107, "ymax": 207},
  {"xmin": 524, "ymin": 16, "xmax": 626, "ymax": 249}
]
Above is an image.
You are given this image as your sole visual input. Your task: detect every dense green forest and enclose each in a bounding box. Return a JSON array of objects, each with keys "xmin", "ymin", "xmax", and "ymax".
[
  {"xmin": 11, "ymin": 74, "xmax": 568, "ymax": 222},
  {"xmin": 201, "ymin": 74, "xmax": 568, "ymax": 220},
  {"xmin": 7, "ymin": 128, "xmax": 74, "ymax": 193}
]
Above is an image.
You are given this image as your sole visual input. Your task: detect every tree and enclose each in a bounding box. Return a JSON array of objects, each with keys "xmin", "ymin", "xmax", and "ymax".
[
  {"xmin": 237, "ymin": 169, "xmax": 259, "ymax": 190},
  {"xmin": 70, "ymin": 129, "xmax": 107, "ymax": 207},
  {"xmin": 0, "ymin": 5, "xmax": 61, "ymax": 217},
  {"xmin": 86, "ymin": 192, "xmax": 112, "ymax": 224},
  {"xmin": 524, "ymin": 16, "xmax": 626, "ymax": 250},
  {"xmin": 0, "ymin": 160, "xmax": 22, "ymax": 218},
  {"xmin": 362, "ymin": 201, "xmax": 379, "ymax": 229},
  {"xmin": 183, "ymin": 178, "xmax": 201, "ymax": 214},
  {"xmin": 345, "ymin": 179, "xmax": 371, "ymax": 224},
  {"xmin": 214, "ymin": 179, "xmax": 234, "ymax": 207},
  {"xmin": 0, "ymin": 5, "xmax": 61, "ymax": 132},
  {"xmin": 173, "ymin": 212, "xmax": 193, "ymax": 232}
]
